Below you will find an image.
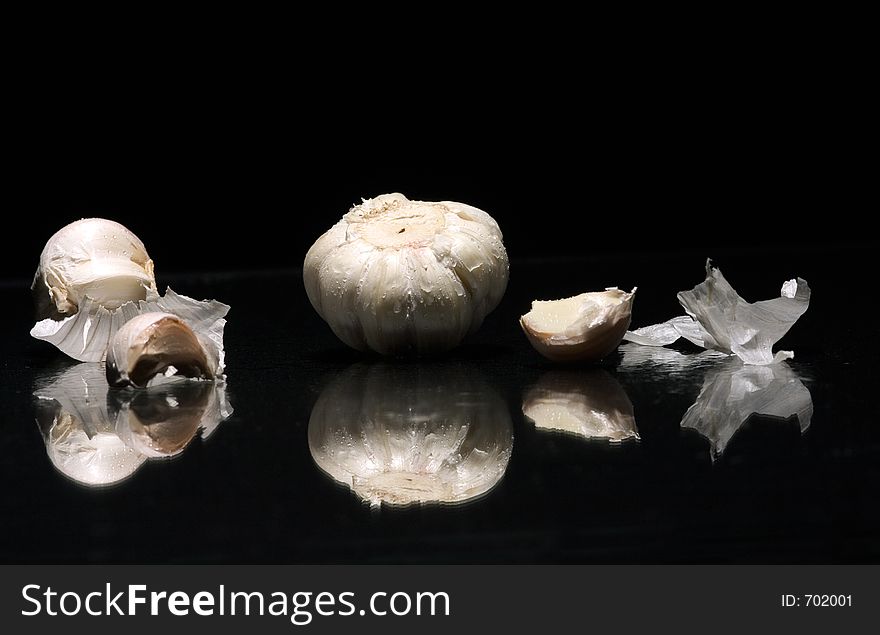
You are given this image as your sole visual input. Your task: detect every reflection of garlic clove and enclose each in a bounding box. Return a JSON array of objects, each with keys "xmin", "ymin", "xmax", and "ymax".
[
  {"xmin": 520, "ymin": 288, "xmax": 636, "ymax": 362},
  {"xmin": 110, "ymin": 381, "xmax": 220, "ymax": 457},
  {"xmin": 105, "ymin": 312, "xmax": 219, "ymax": 388},
  {"xmin": 34, "ymin": 362, "xmax": 233, "ymax": 487},
  {"xmin": 308, "ymin": 364, "xmax": 513, "ymax": 506},
  {"xmin": 304, "ymin": 193, "xmax": 509, "ymax": 355},
  {"xmin": 34, "ymin": 363, "xmax": 147, "ymax": 487},
  {"xmin": 522, "ymin": 370, "xmax": 638, "ymax": 442},
  {"xmin": 32, "ymin": 218, "xmax": 158, "ymax": 318}
]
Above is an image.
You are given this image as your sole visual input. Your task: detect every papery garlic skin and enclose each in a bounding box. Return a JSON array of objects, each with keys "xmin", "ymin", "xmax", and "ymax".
[
  {"xmin": 304, "ymin": 193, "xmax": 509, "ymax": 355},
  {"xmin": 308, "ymin": 364, "xmax": 513, "ymax": 506},
  {"xmin": 33, "ymin": 218, "xmax": 157, "ymax": 318},
  {"xmin": 520, "ymin": 288, "xmax": 636, "ymax": 362},
  {"xmin": 105, "ymin": 312, "xmax": 219, "ymax": 388},
  {"xmin": 522, "ymin": 371, "xmax": 638, "ymax": 442}
]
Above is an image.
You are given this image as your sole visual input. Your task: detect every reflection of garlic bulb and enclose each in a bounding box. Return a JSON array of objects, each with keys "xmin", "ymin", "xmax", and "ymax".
[
  {"xmin": 304, "ymin": 193, "xmax": 509, "ymax": 355},
  {"xmin": 33, "ymin": 218, "xmax": 158, "ymax": 317},
  {"xmin": 308, "ymin": 364, "xmax": 513, "ymax": 506},
  {"xmin": 522, "ymin": 370, "xmax": 638, "ymax": 442},
  {"xmin": 34, "ymin": 363, "xmax": 232, "ymax": 487}
]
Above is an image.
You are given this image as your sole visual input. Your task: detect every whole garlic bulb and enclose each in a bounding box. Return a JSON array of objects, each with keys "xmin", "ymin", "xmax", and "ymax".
[
  {"xmin": 33, "ymin": 218, "xmax": 157, "ymax": 318},
  {"xmin": 304, "ymin": 193, "xmax": 509, "ymax": 355},
  {"xmin": 308, "ymin": 364, "xmax": 513, "ymax": 506}
]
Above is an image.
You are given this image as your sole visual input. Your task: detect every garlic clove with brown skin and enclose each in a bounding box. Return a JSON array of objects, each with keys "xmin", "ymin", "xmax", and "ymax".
[
  {"xmin": 304, "ymin": 193, "xmax": 509, "ymax": 356},
  {"xmin": 105, "ymin": 312, "xmax": 218, "ymax": 388},
  {"xmin": 520, "ymin": 288, "xmax": 636, "ymax": 362}
]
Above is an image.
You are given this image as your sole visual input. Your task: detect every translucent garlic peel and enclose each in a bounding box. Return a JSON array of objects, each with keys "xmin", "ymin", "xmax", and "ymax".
[
  {"xmin": 105, "ymin": 312, "xmax": 217, "ymax": 388},
  {"xmin": 30, "ymin": 288, "xmax": 229, "ymax": 364},
  {"xmin": 624, "ymin": 261, "xmax": 810, "ymax": 365},
  {"xmin": 304, "ymin": 193, "xmax": 509, "ymax": 355},
  {"xmin": 519, "ymin": 288, "xmax": 635, "ymax": 362},
  {"xmin": 308, "ymin": 364, "xmax": 513, "ymax": 506},
  {"xmin": 522, "ymin": 371, "xmax": 638, "ymax": 442},
  {"xmin": 33, "ymin": 218, "xmax": 157, "ymax": 317}
]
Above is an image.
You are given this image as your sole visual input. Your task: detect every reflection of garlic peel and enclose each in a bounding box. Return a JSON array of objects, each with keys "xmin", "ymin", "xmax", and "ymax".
[
  {"xmin": 304, "ymin": 193, "xmax": 509, "ymax": 355},
  {"xmin": 680, "ymin": 359, "xmax": 812, "ymax": 459},
  {"xmin": 522, "ymin": 370, "xmax": 638, "ymax": 442},
  {"xmin": 520, "ymin": 288, "xmax": 635, "ymax": 362},
  {"xmin": 308, "ymin": 364, "xmax": 513, "ymax": 506}
]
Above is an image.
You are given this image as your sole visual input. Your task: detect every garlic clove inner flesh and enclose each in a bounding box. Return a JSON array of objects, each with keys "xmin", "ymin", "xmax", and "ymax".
[
  {"xmin": 520, "ymin": 288, "xmax": 636, "ymax": 362},
  {"xmin": 106, "ymin": 312, "xmax": 217, "ymax": 388}
]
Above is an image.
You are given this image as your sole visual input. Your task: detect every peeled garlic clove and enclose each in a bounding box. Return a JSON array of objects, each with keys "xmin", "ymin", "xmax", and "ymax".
[
  {"xmin": 520, "ymin": 288, "xmax": 636, "ymax": 362},
  {"xmin": 32, "ymin": 218, "xmax": 158, "ymax": 318},
  {"xmin": 304, "ymin": 193, "xmax": 509, "ymax": 355},
  {"xmin": 308, "ymin": 364, "xmax": 513, "ymax": 506},
  {"xmin": 106, "ymin": 312, "xmax": 218, "ymax": 388},
  {"xmin": 522, "ymin": 370, "xmax": 638, "ymax": 442}
]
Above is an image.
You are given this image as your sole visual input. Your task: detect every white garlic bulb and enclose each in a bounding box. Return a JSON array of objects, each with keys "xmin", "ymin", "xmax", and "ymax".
[
  {"xmin": 308, "ymin": 364, "xmax": 513, "ymax": 506},
  {"xmin": 105, "ymin": 312, "xmax": 220, "ymax": 388},
  {"xmin": 304, "ymin": 193, "xmax": 509, "ymax": 355},
  {"xmin": 522, "ymin": 371, "xmax": 639, "ymax": 442},
  {"xmin": 520, "ymin": 288, "xmax": 636, "ymax": 362},
  {"xmin": 33, "ymin": 218, "xmax": 158, "ymax": 317}
]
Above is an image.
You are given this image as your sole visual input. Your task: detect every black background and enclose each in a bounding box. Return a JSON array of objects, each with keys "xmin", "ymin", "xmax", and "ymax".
[{"xmin": 3, "ymin": 29, "xmax": 878, "ymax": 566}]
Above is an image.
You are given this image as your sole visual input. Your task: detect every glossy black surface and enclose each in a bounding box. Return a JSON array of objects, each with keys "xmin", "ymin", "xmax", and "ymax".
[{"xmin": 1, "ymin": 249, "xmax": 878, "ymax": 563}]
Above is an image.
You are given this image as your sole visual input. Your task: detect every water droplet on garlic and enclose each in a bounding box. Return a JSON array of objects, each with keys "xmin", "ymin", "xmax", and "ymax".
[
  {"xmin": 520, "ymin": 288, "xmax": 636, "ymax": 362},
  {"xmin": 304, "ymin": 193, "xmax": 509, "ymax": 355}
]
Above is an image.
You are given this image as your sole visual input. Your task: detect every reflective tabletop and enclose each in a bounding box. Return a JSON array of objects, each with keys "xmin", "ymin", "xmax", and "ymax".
[{"xmin": 1, "ymin": 251, "xmax": 877, "ymax": 563}]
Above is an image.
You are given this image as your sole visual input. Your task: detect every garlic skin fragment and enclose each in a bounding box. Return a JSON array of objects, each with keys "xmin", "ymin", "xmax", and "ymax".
[
  {"xmin": 520, "ymin": 288, "xmax": 636, "ymax": 362},
  {"xmin": 105, "ymin": 312, "xmax": 220, "ymax": 388},
  {"xmin": 308, "ymin": 364, "xmax": 513, "ymax": 507},
  {"xmin": 304, "ymin": 193, "xmax": 509, "ymax": 355},
  {"xmin": 32, "ymin": 218, "xmax": 158, "ymax": 318},
  {"xmin": 522, "ymin": 371, "xmax": 638, "ymax": 442},
  {"xmin": 624, "ymin": 260, "xmax": 811, "ymax": 365}
]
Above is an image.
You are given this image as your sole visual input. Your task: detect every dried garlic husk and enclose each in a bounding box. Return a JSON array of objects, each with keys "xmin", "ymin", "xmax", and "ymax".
[
  {"xmin": 308, "ymin": 364, "xmax": 513, "ymax": 507},
  {"xmin": 304, "ymin": 193, "xmax": 509, "ymax": 355},
  {"xmin": 624, "ymin": 260, "xmax": 810, "ymax": 365},
  {"xmin": 30, "ymin": 218, "xmax": 230, "ymax": 364},
  {"xmin": 522, "ymin": 370, "xmax": 638, "ymax": 442},
  {"xmin": 680, "ymin": 359, "xmax": 812, "ymax": 460},
  {"xmin": 520, "ymin": 288, "xmax": 635, "ymax": 362},
  {"xmin": 105, "ymin": 312, "xmax": 221, "ymax": 388},
  {"xmin": 34, "ymin": 363, "xmax": 232, "ymax": 487}
]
